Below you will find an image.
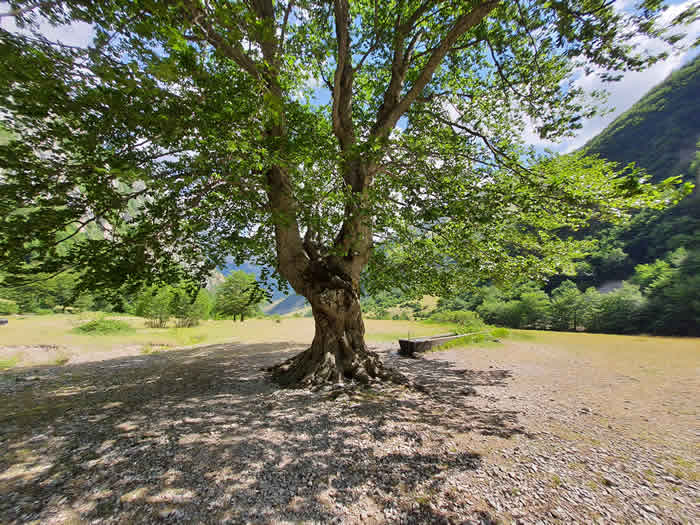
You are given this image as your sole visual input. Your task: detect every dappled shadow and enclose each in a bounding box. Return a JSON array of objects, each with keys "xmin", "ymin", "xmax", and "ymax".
[{"xmin": 0, "ymin": 342, "xmax": 524, "ymax": 523}]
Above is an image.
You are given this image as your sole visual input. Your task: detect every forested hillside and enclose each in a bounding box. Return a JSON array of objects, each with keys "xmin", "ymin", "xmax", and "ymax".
[
  {"xmin": 585, "ymin": 55, "xmax": 700, "ymax": 183},
  {"xmin": 574, "ymin": 56, "xmax": 700, "ymax": 285},
  {"xmin": 357, "ymin": 59, "xmax": 700, "ymax": 336}
]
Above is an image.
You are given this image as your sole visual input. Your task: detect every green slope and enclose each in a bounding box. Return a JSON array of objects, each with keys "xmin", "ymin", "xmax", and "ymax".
[{"xmin": 584, "ymin": 55, "xmax": 700, "ymax": 182}]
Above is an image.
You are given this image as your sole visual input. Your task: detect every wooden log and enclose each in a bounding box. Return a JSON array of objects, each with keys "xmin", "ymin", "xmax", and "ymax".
[{"xmin": 398, "ymin": 331, "xmax": 492, "ymax": 357}]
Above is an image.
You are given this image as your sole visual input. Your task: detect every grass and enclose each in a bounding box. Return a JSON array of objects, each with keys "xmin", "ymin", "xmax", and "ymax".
[
  {"xmin": 1, "ymin": 314, "xmax": 698, "ymax": 375},
  {"xmin": 73, "ymin": 318, "xmax": 134, "ymax": 335},
  {"xmin": 0, "ymin": 356, "xmax": 20, "ymax": 369},
  {"xmin": 430, "ymin": 330, "xmax": 504, "ymax": 352}
]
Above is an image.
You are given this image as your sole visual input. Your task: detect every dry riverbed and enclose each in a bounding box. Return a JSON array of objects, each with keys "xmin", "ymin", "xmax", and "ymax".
[{"xmin": 0, "ymin": 329, "xmax": 697, "ymax": 524}]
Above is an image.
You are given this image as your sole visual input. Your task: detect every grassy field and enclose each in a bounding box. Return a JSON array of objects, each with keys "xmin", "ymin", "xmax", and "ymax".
[
  {"xmin": 0, "ymin": 313, "xmax": 458, "ymax": 368},
  {"xmin": 1, "ymin": 313, "xmax": 697, "ymax": 375}
]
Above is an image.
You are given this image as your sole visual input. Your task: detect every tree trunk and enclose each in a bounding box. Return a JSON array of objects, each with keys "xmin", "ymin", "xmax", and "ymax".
[{"xmin": 269, "ymin": 284, "xmax": 394, "ymax": 387}]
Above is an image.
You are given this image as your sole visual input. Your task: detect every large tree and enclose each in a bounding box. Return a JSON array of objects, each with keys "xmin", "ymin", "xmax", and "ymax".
[{"xmin": 0, "ymin": 1, "xmax": 693, "ymax": 385}]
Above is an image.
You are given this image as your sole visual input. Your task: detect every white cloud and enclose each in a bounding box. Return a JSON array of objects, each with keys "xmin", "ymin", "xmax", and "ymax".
[
  {"xmin": 0, "ymin": 4, "xmax": 94, "ymax": 48},
  {"xmin": 526, "ymin": 0, "xmax": 700, "ymax": 153}
]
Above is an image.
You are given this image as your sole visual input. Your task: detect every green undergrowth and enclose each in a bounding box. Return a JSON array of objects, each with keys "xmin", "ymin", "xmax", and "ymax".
[
  {"xmin": 427, "ymin": 326, "xmax": 512, "ymax": 352},
  {"xmin": 430, "ymin": 328, "xmax": 508, "ymax": 352},
  {"xmin": 73, "ymin": 318, "xmax": 134, "ymax": 335},
  {"xmin": 0, "ymin": 356, "xmax": 19, "ymax": 369}
]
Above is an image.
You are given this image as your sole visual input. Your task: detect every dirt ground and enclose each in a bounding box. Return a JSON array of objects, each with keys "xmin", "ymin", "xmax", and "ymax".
[{"xmin": 0, "ymin": 327, "xmax": 697, "ymax": 524}]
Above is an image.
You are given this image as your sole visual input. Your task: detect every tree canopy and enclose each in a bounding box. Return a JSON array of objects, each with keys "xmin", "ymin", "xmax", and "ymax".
[
  {"xmin": 0, "ymin": 0, "xmax": 695, "ymax": 384},
  {"xmin": 214, "ymin": 270, "xmax": 266, "ymax": 321}
]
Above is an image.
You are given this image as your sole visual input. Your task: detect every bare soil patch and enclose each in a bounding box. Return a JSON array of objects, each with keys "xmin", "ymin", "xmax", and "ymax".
[{"xmin": 0, "ymin": 333, "xmax": 697, "ymax": 524}]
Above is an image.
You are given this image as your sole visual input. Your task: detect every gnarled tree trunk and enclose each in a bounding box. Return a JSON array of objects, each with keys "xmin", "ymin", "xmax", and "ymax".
[{"xmin": 269, "ymin": 266, "xmax": 395, "ymax": 387}]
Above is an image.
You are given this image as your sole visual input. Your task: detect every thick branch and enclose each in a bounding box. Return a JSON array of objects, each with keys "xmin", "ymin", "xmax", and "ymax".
[
  {"xmin": 182, "ymin": 0, "xmax": 262, "ymax": 81},
  {"xmin": 332, "ymin": 0, "xmax": 356, "ymax": 152},
  {"xmin": 372, "ymin": 0, "xmax": 499, "ymax": 138}
]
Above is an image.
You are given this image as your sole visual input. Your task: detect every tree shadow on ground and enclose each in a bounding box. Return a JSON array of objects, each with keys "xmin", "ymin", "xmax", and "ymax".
[{"xmin": 0, "ymin": 343, "xmax": 522, "ymax": 524}]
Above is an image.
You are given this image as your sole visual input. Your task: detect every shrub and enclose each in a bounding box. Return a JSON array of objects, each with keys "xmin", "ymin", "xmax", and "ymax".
[
  {"xmin": 0, "ymin": 298, "xmax": 19, "ymax": 315},
  {"xmin": 171, "ymin": 288, "xmax": 211, "ymax": 327},
  {"xmin": 477, "ymin": 299, "xmax": 522, "ymax": 328},
  {"xmin": 73, "ymin": 318, "xmax": 133, "ymax": 334},
  {"xmin": 134, "ymin": 285, "xmax": 173, "ymax": 328},
  {"xmin": 429, "ymin": 310, "xmax": 485, "ymax": 331},
  {"xmin": 490, "ymin": 327, "xmax": 510, "ymax": 338}
]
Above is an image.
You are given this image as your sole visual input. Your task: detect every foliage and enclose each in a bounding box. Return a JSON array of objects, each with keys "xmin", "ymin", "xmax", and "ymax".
[
  {"xmin": 134, "ymin": 285, "xmax": 175, "ymax": 328},
  {"xmin": 73, "ymin": 318, "xmax": 133, "ymax": 335},
  {"xmin": 133, "ymin": 282, "xmax": 211, "ymax": 328},
  {"xmin": 0, "ymin": 271, "xmax": 96, "ymax": 313},
  {"xmin": 427, "ymin": 310, "xmax": 485, "ymax": 332},
  {"xmin": 642, "ymin": 249, "xmax": 700, "ymax": 336},
  {"xmin": 582, "ymin": 283, "xmax": 647, "ymax": 334},
  {"xmin": 518, "ymin": 291, "xmax": 552, "ymax": 330},
  {"xmin": 0, "ymin": 0, "xmax": 691, "ymax": 304},
  {"xmin": 573, "ymin": 55, "xmax": 700, "ymax": 292},
  {"xmin": 0, "ymin": 298, "xmax": 18, "ymax": 314},
  {"xmin": 585, "ymin": 55, "xmax": 700, "ymax": 184},
  {"xmin": 214, "ymin": 271, "xmax": 265, "ymax": 321},
  {"xmin": 171, "ymin": 288, "xmax": 212, "ymax": 328},
  {"xmin": 549, "ymin": 281, "xmax": 585, "ymax": 332},
  {"xmin": 477, "ymin": 299, "xmax": 523, "ymax": 328}
]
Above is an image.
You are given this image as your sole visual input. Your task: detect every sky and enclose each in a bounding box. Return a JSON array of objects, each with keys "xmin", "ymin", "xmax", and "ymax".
[{"xmin": 1, "ymin": 0, "xmax": 699, "ymax": 153}]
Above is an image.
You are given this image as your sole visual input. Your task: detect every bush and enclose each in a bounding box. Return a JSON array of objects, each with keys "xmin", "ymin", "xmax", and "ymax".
[
  {"xmin": 585, "ymin": 283, "xmax": 646, "ymax": 334},
  {"xmin": 428, "ymin": 310, "xmax": 485, "ymax": 331},
  {"xmin": 171, "ymin": 288, "xmax": 211, "ymax": 327},
  {"xmin": 73, "ymin": 318, "xmax": 133, "ymax": 334},
  {"xmin": 0, "ymin": 298, "xmax": 18, "ymax": 315},
  {"xmin": 134, "ymin": 285, "xmax": 173, "ymax": 328},
  {"xmin": 477, "ymin": 299, "xmax": 522, "ymax": 328}
]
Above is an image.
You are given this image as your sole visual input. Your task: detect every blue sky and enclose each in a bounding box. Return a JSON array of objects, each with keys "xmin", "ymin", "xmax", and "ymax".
[{"xmin": 2, "ymin": 0, "xmax": 698, "ymax": 153}]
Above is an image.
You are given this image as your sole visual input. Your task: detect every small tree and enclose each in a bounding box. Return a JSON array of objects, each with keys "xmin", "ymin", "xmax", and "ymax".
[
  {"xmin": 134, "ymin": 285, "xmax": 174, "ymax": 328},
  {"xmin": 580, "ymin": 287, "xmax": 603, "ymax": 331},
  {"xmin": 477, "ymin": 298, "xmax": 522, "ymax": 328},
  {"xmin": 171, "ymin": 287, "xmax": 212, "ymax": 328},
  {"xmin": 214, "ymin": 271, "xmax": 266, "ymax": 322},
  {"xmin": 590, "ymin": 283, "xmax": 647, "ymax": 334},
  {"xmin": 518, "ymin": 291, "xmax": 551, "ymax": 330},
  {"xmin": 550, "ymin": 281, "xmax": 584, "ymax": 331}
]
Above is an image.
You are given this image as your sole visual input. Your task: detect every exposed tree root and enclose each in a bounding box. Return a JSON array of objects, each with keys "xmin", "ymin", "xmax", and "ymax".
[{"xmin": 267, "ymin": 346, "xmax": 408, "ymax": 388}]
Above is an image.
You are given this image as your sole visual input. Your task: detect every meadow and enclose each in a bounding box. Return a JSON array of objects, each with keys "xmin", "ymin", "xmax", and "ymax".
[{"xmin": 0, "ymin": 314, "xmax": 458, "ymax": 369}]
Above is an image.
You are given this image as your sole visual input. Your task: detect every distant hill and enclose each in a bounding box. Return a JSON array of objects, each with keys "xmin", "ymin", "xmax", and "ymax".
[
  {"xmin": 221, "ymin": 259, "xmax": 290, "ymax": 302},
  {"xmin": 572, "ymin": 56, "xmax": 700, "ymax": 285},
  {"xmin": 584, "ymin": 55, "xmax": 700, "ymax": 182},
  {"xmin": 264, "ymin": 294, "xmax": 309, "ymax": 316}
]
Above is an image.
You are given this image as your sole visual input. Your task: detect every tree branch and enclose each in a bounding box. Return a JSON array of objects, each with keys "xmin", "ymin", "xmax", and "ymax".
[
  {"xmin": 372, "ymin": 0, "xmax": 499, "ymax": 139},
  {"xmin": 331, "ymin": 0, "xmax": 355, "ymax": 152},
  {"xmin": 0, "ymin": 1, "xmax": 51, "ymax": 18},
  {"xmin": 182, "ymin": 0, "xmax": 263, "ymax": 81}
]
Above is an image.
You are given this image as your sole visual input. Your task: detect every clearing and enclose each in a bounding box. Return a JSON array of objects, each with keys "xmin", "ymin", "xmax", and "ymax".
[{"xmin": 0, "ymin": 317, "xmax": 698, "ymax": 524}]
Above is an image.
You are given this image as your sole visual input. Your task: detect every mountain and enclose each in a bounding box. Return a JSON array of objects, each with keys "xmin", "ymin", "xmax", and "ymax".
[
  {"xmin": 574, "ymin": 56, "xmax": 700, "ymax": 286},
  {"xmin": 584, "ymin": 55, "xmax": 700, "ymax": 183},
  {"xmin": 264, "ymin": 294, "xmax": 309, "ymax": 316},
  {"xmin": 220, "ymin": 260, "xmax": 290, "ymax": 302}
]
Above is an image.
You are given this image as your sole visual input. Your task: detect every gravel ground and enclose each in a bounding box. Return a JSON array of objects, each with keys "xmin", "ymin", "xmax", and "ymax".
[{"xmin": 0, "ymin": 340, "xmax": 697, "ymax": 524}]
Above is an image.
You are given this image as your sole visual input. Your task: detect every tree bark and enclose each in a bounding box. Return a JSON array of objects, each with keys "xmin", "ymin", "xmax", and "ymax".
[{"xmin": 269, "ymin": 267, "xmax": 396, "ymax": 387}]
